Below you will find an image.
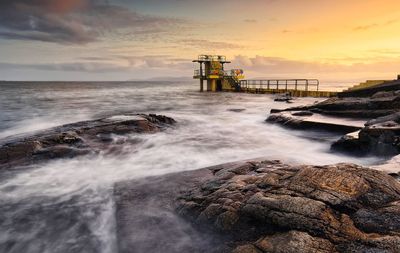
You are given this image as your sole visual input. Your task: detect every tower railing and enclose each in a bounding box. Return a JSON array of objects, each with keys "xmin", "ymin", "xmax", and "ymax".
[{"xmin": 197, "ymin": 55, "xmax": 227, "ymax": 62}]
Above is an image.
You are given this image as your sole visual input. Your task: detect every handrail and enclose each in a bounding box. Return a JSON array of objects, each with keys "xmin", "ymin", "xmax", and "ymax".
[
  {"xmin": 194, "ymin": 69, "xmax": 242, "ymax": 78},
  {"xmin": 239, "ymin": 79, "xmax": 319, "ymax": 92},
  {"xmin": 197, "ymin": 55, "xmax": 227, "ymax": 62}
]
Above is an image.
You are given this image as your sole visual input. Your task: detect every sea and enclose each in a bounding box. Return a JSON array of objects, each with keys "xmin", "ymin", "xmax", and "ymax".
[{"xmin": 0, "ymin": 81, "xmax": 380, "ymax": 253}]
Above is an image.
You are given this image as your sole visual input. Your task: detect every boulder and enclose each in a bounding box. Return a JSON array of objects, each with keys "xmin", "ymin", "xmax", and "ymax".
[
  {"xmin": 332, "ymin": 113, "xmax": 400, "ymax": 156},
  {"xmin": 0, "ymin": 114, "xmax": 175, "ymax": 169}
]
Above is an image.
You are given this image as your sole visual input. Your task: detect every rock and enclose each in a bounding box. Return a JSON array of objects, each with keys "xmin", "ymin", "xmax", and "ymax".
[
  {"xmin": 371, "ymin": 155, "xmax": 400, "ymax": 174},
  {"xmin": 371, "ymin": 91, "xmax": 399, "ymax": 99},
  {"xmin": 365, "ymin": 112, "xmax": 400, "ymax": 126},
  {"xmin": 228, "ymin": 109, "xmax": 246, "ymax": 113},
  {"xmin": 268, "ymin": 93, "xmax": 400, "ymax": 156},
  {"xmin": 176, "ymin": 159, "xmax": 400, "ymax": 253},
  {"xmin": 291, "ymin": 111, "xmax": 313, "ymax": 116},
  {"xmin": 352, "ymin": 201, "xmax": 400, "ymax": 234},
  {"xmin": 254, "ymin": 231, "xmax": 336, "ymax": 253},
  {"xmin": 0, "ymin": 114, "xmax": 175, "ymax": 169},
  {"xmin": 266, "ymin": 112, "xmax": 362, "ymax": 133},
  {"xmin": 339, "ymin": 80, "xmax": 400, "ymax": 98},
  {"xmin": 330, "ymin": 131, "xmax": 367, "ymax": 156},
  {"xmin": 332, "ymin": 113, "xmax": 400, "ymax": 156},
  {"xmin": 232, "ymin": 244, "xmax": 262, "ymax": 253},
  {"xmin": 270, "ymin": 94, "xmax": 400, "ymax": 118},
  {"xmin": 114, "ymin": 167, "xmax": 227, "ymax": 253}
]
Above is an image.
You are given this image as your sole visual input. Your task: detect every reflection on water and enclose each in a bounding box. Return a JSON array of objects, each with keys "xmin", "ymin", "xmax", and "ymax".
[{"xmin": 0, "ymin": 81, "xmax": 379, "ymax": 252}]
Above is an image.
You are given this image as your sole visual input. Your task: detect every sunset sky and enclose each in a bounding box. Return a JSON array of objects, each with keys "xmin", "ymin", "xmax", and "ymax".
[{"xmin": 1, "ymin": 0, "xmax": 400, "ymax": 86}]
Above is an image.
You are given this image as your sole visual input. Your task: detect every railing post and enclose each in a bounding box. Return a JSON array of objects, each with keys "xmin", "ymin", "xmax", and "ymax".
[
  {"xmin": 199, "ymin": 62, "xmax": 204, "ymax": 92},
  {"xmin": 295, "ymin": 80, "xmax": 298, "ymax": 91},
  {"xmin": 305, "ymin": 80, "xmax": 308, "ymax": 92}
]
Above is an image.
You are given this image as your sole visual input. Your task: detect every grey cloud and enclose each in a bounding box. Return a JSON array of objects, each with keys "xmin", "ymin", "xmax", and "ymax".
[
  {"xmin": 0, "ymin": 55, "xmax": 193, "ymax": 73},
  {"xmin": 0, "ymin": 0, "xmax": 188, "ymax": 44},
  {"xmin": 0, "ymin": 61, "xmax": 129, "ymax": 72}
]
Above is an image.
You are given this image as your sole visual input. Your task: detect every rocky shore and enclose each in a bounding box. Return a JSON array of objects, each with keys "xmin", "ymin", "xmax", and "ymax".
[
  {"xmin": 0, "ymin": 114, "xmax": 175, "ymax": 169},
  {"xmin": 116, "ymin": 159, "xmax": 400, "ymax": 253},
  {"xmin": 267, "ymin": 91, "xmax": 400, "ymax": 157},
  {"xmin": 1, "ymin": 95, "xmax": 399, "ymax": 252}
]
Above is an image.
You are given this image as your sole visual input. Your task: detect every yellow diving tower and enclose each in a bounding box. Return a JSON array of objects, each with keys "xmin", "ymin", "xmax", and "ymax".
[{"xmin": 192, "ymin": 55, "xmax": 244, "ymax": 92}]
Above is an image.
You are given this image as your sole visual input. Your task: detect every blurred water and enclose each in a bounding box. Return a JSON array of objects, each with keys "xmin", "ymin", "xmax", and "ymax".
[{"xmin": 0, "ymin": 81, "xmax": 379, "ymax": 253}]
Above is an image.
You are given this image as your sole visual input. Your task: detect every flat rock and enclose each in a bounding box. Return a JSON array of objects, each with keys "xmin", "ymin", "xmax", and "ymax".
[
  {"xmin": 0, "ymin": 114, "xmax": 175, "ymax": 169},
  {"xmin": 267, "ymin": 93, "xmax": 400, "ymax": 157},
  {"xmin": 266, "ymin": 111, "xmax": 364, "ymax": 133},
  {"xmin": 332, "ymin": 112, "xmax": 400, "ymax": 156},
  {"xmin": 371, "ymin": 155, "xmax": 400, "ymax": 175},
  {"xmin": 270, "ymin": 94, "xmax": 400, "ymax": 118}
]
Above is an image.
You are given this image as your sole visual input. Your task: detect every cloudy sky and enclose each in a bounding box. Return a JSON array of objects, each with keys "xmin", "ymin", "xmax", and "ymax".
[{"xmin": 1, "ymin": 0, "xmax": 400, "ymax": 84}]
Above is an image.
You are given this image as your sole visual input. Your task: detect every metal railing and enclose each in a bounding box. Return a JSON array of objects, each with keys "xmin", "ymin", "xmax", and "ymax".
[
  {"xmin": 239, "ymin": 79, "xmax": 319, "ymax": 92},
  {"xmin": 197, "ymin": 55, "xmax": 227, "ymax": 62},
  {"xmin": 194, "ymin": 69, "xmax": 243, "ymax": 78},
  {"xmin": 193, "ymin": 69, "xmax": 206, "ymax": 77}
]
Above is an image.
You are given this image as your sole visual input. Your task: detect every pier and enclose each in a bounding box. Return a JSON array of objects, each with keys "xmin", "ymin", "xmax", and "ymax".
[{"xmin": 193, "ymin": 55, "xmax": 337, "ymax": 97}]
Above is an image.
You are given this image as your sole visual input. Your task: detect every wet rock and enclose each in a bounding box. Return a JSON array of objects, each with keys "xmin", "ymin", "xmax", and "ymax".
[
  {"xmin": 268, "ymin": 92, "xmax": 400, "ymax": 156},
  {"xmin": 176, "ymin": 159, "xmax": 400, "ymax": 253},
  {"xmin": 228, "ymin": 109, "xmax": 246, "ymax": 113},
  {"xmin": 231, "ymin": 244, "xmax": 262, "ymax": 253},
  {"xmin": 332, "ymin": 112, "xmax": 400, "ymax": 156},
  {"xmin": 365, "ymin": 112, "xmax": 400, "ymax": 126},
  {"xmin": 254, "ymin": 231, "xmax": 336, "ymax": 253},
  {"xmin": 352, "ymin": 201, "xmax": 400, "ymax": 234},
  {"xmin": 291, "ymin": 111, "xmax": 313, "ymax": 116},
  {"xmin": 371, "ymin": 155, "xmax": 400, "ymax": 175},
  {"xmin": 266, "ymin": 112, "xmax": 362, "ymax": 133},
  {"xmin": 114, "ymin": 168, "xmax": 227, "ymax": 253},
  {"xmin": 371, "ymin": 90, "xmax": 400, "ymax": 99},
  {"xmin": 0, "ymin": 114, "xmax": 175, "ymax": 169},
  {"xmin": 270, "ymin": 94, "xmax": 400, "ymax": 118}
]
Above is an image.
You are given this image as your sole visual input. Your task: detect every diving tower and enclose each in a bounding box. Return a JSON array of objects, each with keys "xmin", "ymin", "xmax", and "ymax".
[
  {"xmin": 192, "ymin": 55, "xmax": 244, "ymax": 92},
  {"xmin": 192, "ymin": 55, "xmax": 330, "ymax": 97}
]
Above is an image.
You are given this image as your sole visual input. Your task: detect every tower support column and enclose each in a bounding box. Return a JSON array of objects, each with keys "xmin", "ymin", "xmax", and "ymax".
[{"xmin": 199, "ymin": 62, "xmax": 204, "ymax": 92}]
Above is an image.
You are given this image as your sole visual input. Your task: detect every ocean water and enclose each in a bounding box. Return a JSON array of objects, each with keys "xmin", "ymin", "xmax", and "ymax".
[{"xmin": 0, "ymin": 81, "xmax": 379, "ymax": 253}]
